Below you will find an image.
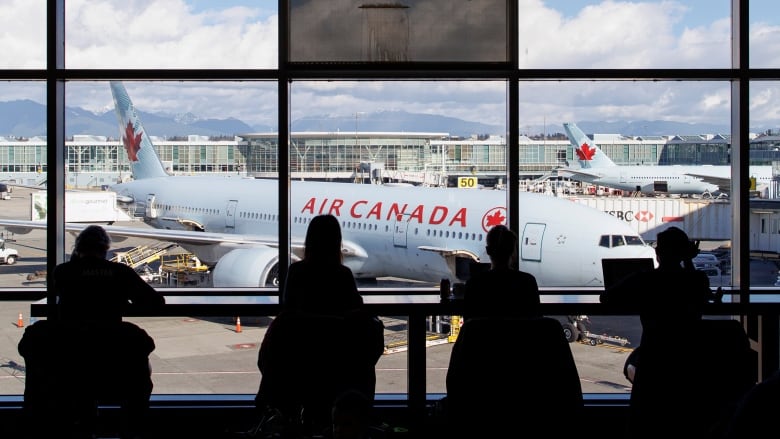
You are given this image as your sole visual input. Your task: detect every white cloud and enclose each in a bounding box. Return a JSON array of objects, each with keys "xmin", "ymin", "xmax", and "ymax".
[
  {"xmin": 2, "ymin": 1, "xmax": 780, "ymax": 131},
  {"xmin": 65, "ymin": 0, "xmax": 277, "ymax": 68},
  {"xmin": 0, "ymin": 1, "xmax": 46, "ymax": 68}
]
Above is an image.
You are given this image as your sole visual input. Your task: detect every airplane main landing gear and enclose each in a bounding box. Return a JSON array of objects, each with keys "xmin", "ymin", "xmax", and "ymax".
[{"xmin": 560, "ymin": 315, "xmax": 591, "ymax": 343}]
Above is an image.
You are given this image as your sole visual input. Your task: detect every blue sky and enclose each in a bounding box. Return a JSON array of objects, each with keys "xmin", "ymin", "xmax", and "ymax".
[{"xmin": 543, "ymin": 0, "xmax": 729, "ymax": 26}]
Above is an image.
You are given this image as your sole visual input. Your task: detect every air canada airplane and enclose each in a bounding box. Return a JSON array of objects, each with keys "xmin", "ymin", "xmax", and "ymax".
[
  {"xmin": 560, "ymin": 122, "xmax": 773, "ymax": 196},
  {"xmin": 0, "ymin": 83, "xmax": 657, "ymax": 288}
]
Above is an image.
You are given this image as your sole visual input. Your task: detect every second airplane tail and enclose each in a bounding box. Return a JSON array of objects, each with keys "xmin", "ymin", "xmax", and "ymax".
[
  {"xmin": 563, "ymin": 122, "xmax": 617, "ymax": 169},
  {"xmin": 110, "ymin": 81, "xmax": 170, "ymax": 180}
]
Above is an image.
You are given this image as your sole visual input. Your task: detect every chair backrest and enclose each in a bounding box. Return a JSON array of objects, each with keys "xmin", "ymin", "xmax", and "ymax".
[
  {"xmin": 629, "ymin": 318, "xmax": 757, "ymax": 438},
  {"xmin": 256, "ymin": 310, "xmax": 384, "ymax": 433},
  {"xmin": 18, "ymin": 319, "xmax": 155, "ymax": 436},
  {"xmin": 445, "ymin": 316, "xmax": 583, "ymax": 436}
]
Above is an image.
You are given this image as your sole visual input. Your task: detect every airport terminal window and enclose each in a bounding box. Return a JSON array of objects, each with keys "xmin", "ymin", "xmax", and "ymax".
[{"xmin": 0, "ymin": 0, "xmax": 776, "ymax": 403}]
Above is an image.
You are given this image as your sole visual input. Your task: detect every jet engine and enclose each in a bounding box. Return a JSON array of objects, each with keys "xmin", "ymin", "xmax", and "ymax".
[{"xmin": 211, "ymin": 247, "xmax": 280, "ymax": 288}]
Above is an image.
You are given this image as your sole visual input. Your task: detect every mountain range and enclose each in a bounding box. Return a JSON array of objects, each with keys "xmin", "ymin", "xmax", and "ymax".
[{"xmin": 0, "ymin": 99, "xmax": 751, "ymax": 139}]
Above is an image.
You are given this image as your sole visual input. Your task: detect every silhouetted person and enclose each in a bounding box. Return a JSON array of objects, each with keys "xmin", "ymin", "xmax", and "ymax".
[
  {"xmin": 602, "ymin": 226, "xmax": 716, "ymax": 384},
  {"xmin": 54, "ymin": 224, "xmax": 166, "ymax": 322},
  {"xmin": 444, "ymin": 225, "xmax": 581, "ymax": 438},
  {"xmin": 281, "ymin": 214, "xmax": 363, "ymax": 314},
  {"xmin": 255, "ymin": 215, "xmax": 384, "ymax": 436},
  {"xmin": 600, "ymin": 226, "xmax": 741, "ymax": 439},
  {"xmin": 464, "ymin": 224, "xmax": 540, "ymax": 318},
  {"xmin": 19, "ymin": 225, "xmax": 165, "ymax": 439}
]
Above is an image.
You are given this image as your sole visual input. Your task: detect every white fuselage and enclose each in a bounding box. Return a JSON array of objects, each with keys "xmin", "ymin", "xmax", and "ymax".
[
  {"xmin": 565, "ymin": 165, "xmax": 772, "ymax": 195},
  {"xmin": 112, "ymin": 177, "xmax": 656, "ymax": 287}
]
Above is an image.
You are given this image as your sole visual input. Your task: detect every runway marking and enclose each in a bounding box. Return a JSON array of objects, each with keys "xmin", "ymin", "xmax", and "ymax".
[
  {"xmin": 149, "ymin": 367, "xmax": 449, "ymax": 376},
  {"xmin": 153, "ymin": 371, "xmax": 259, "ymax": 376}
]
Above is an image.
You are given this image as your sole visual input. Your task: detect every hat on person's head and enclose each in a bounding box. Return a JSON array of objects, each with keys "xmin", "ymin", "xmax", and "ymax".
[{"xmin": 656, "ymin": 226, "xmax": 696, "ymax": 260}]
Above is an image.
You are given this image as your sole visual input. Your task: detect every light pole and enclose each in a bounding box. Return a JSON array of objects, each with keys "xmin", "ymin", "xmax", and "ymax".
[{"xmin": 355, "ymin": 112, "xmax": 365, "ymax": 182}]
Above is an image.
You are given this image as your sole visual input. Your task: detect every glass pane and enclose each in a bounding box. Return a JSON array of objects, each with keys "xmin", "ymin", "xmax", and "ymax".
[
  {"xmin": 65, "ymin": 1, "xmax": 278, "ymax": 69},
  {"xmin": 749, "ymin": 81, "xmax": 780, "ymax": 289},
  {"xmin": 520, "ymin": 80, "xmax": 733, "ymax": 393},
  {"xmin": 0, "ymin": 81, "xmax": 47, "ymax": 293},
  {"xmin": 520, "ymin": 0, "xmax": 730, "ymax": 69},
  {"xmin": 289, "ymin": 0, "xmax": 508, "ymax": 63},
  {"xmin": 291, "ymin": 80, "xmax": 507, "ymax": 394},
  {"xmin": 64, "ymin": 80, "xmax": 278, "ymax": 293},
  {"xmin": 0, "ymin": 1, "xmax": 45, "ymax": 68},
  {"xmin": 0, "ymin": 82, "xmax": 46, "ymax": 399},
  {"xmin": 750, "ymin": 0, "xmax": 780, "ymax": 68}
]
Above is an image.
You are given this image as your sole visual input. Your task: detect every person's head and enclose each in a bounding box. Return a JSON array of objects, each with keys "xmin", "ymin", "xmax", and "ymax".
[
  {"xmin": 655, "ymin": 226, "xmax": 698, "ymax": 268},
  {"xmin": 485, "ymin": 225, "xmax": 518, "ymax": 269},
  {"xmin": 331, "ymin": 389, "xmax": 372, "ymax": 439},
  {"xmin": 72, "ymin": 225, "xmax": 111, "ymax": 260},
  {"xmin": 304, "ymin": 214, "xmax": 343, "ymax": 263}
]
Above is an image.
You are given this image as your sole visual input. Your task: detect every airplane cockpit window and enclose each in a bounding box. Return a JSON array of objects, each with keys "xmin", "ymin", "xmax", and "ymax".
[
  {"xmin": 611, "ymin": 235, "xmax": 626, "ymax": 247},
  {"xmin": 599, "ymin": 235, "xmax": 610, "ymax": 248},
  {"xmin": 625, "ymin": 235, "xmax": 645, "ymax": 246}
]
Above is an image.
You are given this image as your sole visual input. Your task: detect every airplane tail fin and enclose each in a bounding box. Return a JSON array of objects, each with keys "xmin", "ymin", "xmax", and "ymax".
[
  {"xmin": 110, "ymin": 81, "xmax": 170, "ymax": 180},
  {"xmin": 563, "ymin": 122, "xmax": 617, "ymax": 169}
]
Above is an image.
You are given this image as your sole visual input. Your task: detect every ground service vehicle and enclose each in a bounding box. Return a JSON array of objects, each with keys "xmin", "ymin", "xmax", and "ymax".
[
  {"xmin": 0, "ymin": 183, "xmax": 10, "ymax": 200},
  {"xmin": 0, "ymin": 238, "xmax": 19, "ymax": 265}
]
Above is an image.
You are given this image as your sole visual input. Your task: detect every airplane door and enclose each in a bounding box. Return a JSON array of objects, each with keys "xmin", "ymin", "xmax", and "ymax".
[
  {"xmin": 393, "ymin": 214, "xmax": 410, "ymax": 248},
  {"xmin": 145, "ymin": 194, "xmax": 157, "ymax": 219},
  {"xmin": 619, "ymin": 171, "xmax": 628, "ymax": 184},
  {"xmin": 225, "ymin": 200, "xmax": 238, "ymax": 229},
  {"xmin": 520, "ymin": 223, "xmax": 545, "ymax": 262}
]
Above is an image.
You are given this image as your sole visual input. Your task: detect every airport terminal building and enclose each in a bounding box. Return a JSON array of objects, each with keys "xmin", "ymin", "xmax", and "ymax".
[{"xmin": 4, "ymin": 130, "xmax": 779, "ymax": 189}]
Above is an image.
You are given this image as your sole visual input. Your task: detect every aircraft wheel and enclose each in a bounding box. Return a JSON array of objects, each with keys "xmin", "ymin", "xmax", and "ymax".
[
  {"xmin": 266, "ymin": 263, "xmax": 280, "ymax": 287},
  {"xmin": 561, "ymin": 323, "xmax": 579, "ymax": 343}
]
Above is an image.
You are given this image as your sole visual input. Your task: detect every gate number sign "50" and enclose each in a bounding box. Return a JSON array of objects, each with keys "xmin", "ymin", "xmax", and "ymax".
[{"xmin": 458, "ymin": 177, "xmax": 478, "ymax": 188}]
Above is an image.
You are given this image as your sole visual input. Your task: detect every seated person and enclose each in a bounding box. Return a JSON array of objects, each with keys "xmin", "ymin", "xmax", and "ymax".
[
  {"xmin": 464, "ymin": 225, "xmax": 540, "ymax": 318},
  {"xmin": 19, "ymin": 225, "xmax": 164, "ymax": 438},
  {"xmin": 256, "ymin": 215, "xmax": 384, "ymax": 436}
]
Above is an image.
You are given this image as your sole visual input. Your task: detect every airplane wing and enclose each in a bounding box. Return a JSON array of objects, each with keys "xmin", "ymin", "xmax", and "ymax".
[
  {"xmin": 1, "ymin": 180, "xmax": 46, "ymax": 190},
  {"xmin": 418, "ymin": 245, "xmax": 479, "ymax": 260},
  {"xmin": 683, "ymin": 172, "xmax": 730, "ymax": 193},
  {"xmin": 0, "ymin": 219, "xmax": 280, "ymax": 246},
  {"xmin": 0, "ymin": 218, "xmax": 368, "ymax": 260},
  {"xmin": 556, "ymin": 167, "xmax": 602, "ymax": 179}
]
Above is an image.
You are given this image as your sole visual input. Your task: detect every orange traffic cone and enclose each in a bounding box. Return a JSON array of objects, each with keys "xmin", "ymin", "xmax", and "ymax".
[
  {"xmin": 17, "ymin": 312, "xmax": 24, "ymax": 328},
  {"xmin": 235, "ymin": 317, "xmax": 242, "ymax": 333}
]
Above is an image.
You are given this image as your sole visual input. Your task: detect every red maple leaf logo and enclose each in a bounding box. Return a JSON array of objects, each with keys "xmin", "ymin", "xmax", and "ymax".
[
  {"xmin": 575, "ymin": 142, "xmax": 596, "ymax": 161},
  {"xmin": 122, "ymin": 121, "xmax": 142, "ymax": 162},
  {"xmin": 481, "ymin": 207, "xmax": 506, "ymax": 232}
]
